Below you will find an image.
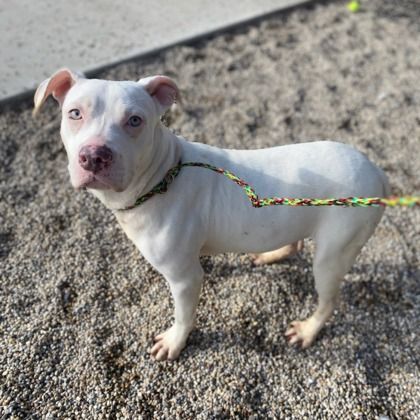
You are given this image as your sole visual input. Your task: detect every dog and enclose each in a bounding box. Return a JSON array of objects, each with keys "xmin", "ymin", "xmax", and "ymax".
[{"xmin": 34, "ymin": 69, "xmax": 389, "ymax": 361}]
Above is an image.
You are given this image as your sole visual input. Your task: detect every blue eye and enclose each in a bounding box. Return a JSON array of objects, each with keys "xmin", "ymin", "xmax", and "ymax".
[
  {"xmin": 69, "ymin": 109, "xmax": 82, "ymax": 120},
  {"xmin": 128, "ymin": 115, "xmax": 143, "ymax": 127}
]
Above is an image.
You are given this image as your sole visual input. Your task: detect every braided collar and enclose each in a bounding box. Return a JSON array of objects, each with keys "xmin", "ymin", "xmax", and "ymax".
[
  {"xmin": 118, "ymin": 161, "xmax": 183, "ymax": 211},
  {"xmin": 117, "ymin": 162, "xmax": 222, "ymax": 211}
]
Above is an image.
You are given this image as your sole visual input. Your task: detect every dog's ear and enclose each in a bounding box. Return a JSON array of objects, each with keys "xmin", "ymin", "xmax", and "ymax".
[
  {"xmin": 33, "ymin": 68, "xmax": 83, "ymax": 116},
  {"xmin": 138, "ymin": 75, "xmax": 181, "ymax": 115}
]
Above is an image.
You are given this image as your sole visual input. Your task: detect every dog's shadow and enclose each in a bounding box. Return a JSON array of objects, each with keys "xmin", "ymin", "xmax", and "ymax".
[
  {"xmin": 185, "ymin": 318, "xmax": 286, "ymax": 359},
  {"xmin": 184, "ymin": 258, "xmax": 419, "ymax": 371},
  {"xmin": 188, "ymin": 254, "xmax": 315, "ymax": 358}
]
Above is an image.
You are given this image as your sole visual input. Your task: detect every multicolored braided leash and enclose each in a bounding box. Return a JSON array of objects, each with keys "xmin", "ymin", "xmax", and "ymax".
[{"xmin": 120, "ymin": 162, "xmax": 419, "ymax": 211}]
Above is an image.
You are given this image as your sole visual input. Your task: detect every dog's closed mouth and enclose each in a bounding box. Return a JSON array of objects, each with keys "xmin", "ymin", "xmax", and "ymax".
[{"xmin": 78, "ymin": 176, "xmax": 115, "ymax": 191}]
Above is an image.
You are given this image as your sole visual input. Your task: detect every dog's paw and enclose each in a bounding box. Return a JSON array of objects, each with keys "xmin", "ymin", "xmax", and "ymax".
[
  {"xmin": 149, "ymin": 325, "xmax": 189, "ymax": 361},
  {"xmin": 249, "ymin": 253, "xmax": 270, "ymax": 265},
  {"xmin": 250, "ymin": 250, "xmax": 286, "ymax": 265},
  {"xmin": 250, "ymin": 241, "xmax": 304, "ymax": 266},
  {"xmin": 284, "ymin": 320, "xmax": 317, "ymax": 349}
]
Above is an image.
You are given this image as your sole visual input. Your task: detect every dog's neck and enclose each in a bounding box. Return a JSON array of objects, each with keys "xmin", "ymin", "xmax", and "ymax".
[{"xmin": 90, "ymin": 123, "xmax": 182, "ymax": 211}]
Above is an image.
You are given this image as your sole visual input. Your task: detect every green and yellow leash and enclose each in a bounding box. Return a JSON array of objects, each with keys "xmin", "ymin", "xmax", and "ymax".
[{"xmin": 119, "ymin": 162, "xmax": 419, "ymax": 211}]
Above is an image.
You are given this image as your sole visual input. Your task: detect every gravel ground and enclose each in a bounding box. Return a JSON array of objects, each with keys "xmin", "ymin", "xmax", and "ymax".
[{"xmin": 1, "ymin": 0, "xmax": 419, "ymax": 418}]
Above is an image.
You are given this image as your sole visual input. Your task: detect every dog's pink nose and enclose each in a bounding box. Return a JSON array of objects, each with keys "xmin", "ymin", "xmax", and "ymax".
[{"xmin": 79, "ymin": 145, "xmax": 113, "ymax": 173}]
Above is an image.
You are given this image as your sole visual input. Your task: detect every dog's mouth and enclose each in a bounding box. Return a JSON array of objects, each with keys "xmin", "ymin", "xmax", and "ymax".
[
  {"xmin": 81, "ymin": 177, "xmax": 110, "ymax": 190},
  {"xmin": 76, "ymin": 174, "xmax": 123, "ymax": 192}
]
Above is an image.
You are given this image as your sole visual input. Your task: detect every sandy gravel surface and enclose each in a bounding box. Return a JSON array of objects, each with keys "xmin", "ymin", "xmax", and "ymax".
[{"xmin": 1, "ymin": 0, "xmax": 419, "ymax": 418}]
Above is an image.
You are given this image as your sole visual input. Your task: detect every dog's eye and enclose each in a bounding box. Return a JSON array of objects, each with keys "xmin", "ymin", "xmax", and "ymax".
[
  {"xmin": 69, "ymin": 109, "xmax": 82, "ymax": 120},
  {"xmin": 127, "ymin": 115, "xmax": 143, "ymax": 127}
]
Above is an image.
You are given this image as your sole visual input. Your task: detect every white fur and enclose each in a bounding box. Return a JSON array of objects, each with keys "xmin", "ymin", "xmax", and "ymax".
[{"xmin": 35, "ymin": 70, "xmax": 389, "ymax": 360}]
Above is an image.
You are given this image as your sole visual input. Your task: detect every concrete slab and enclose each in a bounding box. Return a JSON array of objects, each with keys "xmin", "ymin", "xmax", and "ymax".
[{"xmin": 0, "ymin": 0, "xmax": 311, "ymax": 104}]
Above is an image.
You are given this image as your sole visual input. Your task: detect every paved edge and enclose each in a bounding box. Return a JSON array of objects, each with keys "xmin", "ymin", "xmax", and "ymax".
[{"xmin": 0, "ymin": 0, "xmax": 313, "ymax": 109}]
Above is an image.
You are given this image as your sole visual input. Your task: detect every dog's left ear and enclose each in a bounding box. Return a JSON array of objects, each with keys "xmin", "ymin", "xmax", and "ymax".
[
  {"xmin": 138, "ymin": 75, "xmax": 181, "ymax": 115},
  {"xmin": 33, "ymin": 68, "xmax": 84, "ymax": 116}
]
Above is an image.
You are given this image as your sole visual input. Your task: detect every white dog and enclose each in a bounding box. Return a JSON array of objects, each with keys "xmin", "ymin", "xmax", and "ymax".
[{"xmin": 34, "ymin": 69, "xmax": 389, "ymax": 361}]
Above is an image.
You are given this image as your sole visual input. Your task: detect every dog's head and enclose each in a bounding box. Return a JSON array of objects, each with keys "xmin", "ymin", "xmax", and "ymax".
[{"xmin": 34, "ymin": 69, "xmax": 180, "ymax": 192}]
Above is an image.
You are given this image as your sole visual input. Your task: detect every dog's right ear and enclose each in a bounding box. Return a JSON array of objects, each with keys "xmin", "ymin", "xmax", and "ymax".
[
  {"xmin": 138, "ymin": 75, "xmax": 181, "ymax": 115},
  {"xmin": 33, "ymin": 68, "xmax": 83, "ymax": 116}
]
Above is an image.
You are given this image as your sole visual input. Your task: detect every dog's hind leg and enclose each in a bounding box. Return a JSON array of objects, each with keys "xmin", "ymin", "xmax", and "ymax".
[
  {"xmin": 285, "ymin": 211, "xmax": 382, "ymax": 348},
  {"xmin": 250, "ymin": 240, "xmax": 304, "ymax": 265}
]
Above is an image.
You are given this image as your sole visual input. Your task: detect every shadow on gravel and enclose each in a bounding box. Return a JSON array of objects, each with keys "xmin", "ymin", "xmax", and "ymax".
[
  {"xmin": 189, "ymin": 258, "xmax": 419, "ymax": 351},
  {"xmin": 374, "ymin": 0, "xmax": 420, "ymax": 23}
]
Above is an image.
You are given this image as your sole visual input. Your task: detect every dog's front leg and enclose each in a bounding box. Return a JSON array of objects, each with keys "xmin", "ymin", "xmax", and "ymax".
[{"xmin": 150, "ymin": 262, "xmax": 204, "ymax": 361}]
